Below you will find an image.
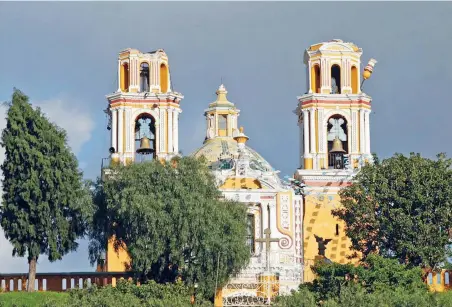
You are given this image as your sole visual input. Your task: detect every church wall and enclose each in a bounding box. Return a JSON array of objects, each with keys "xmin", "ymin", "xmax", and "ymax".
[{"xmin": 303, "ymin": 193, "xmax": 357, "ymax": 282}]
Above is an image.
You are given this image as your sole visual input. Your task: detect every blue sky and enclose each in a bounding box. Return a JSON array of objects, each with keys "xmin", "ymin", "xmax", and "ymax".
[{"xmin": 0, "ymin": 2, "xmax": 451, "ymax": 272}]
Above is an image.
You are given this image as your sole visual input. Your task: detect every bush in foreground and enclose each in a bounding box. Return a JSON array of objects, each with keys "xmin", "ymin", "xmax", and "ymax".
[{"xmin": 0, "ymin": 291, "xmax": 68, "ymax": 307}]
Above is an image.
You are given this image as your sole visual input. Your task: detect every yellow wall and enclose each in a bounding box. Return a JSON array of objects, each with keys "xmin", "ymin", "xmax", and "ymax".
[
  {"xmin": 311, "ymin": 65, "xmax": 320, "ymax": 93},
  {"xmin": 120, "ymin": 63, "xmax": 129, "ymax": 92},
  {"xmin": 220, "ymin": 178, "xmax": 262, "ymax": 190},
  {"xmin": 351, "ymin": 66, "xmax": 358, "ymax": 94},
  {"xmin": 106, "ymin": 237, "xmax": 131, "ymax": 272},
  {"xmin": 427, "ymin": 270, "xmax": 452, "ymax": 292},
  {"xmin": 303, "ymin": 193, "xmax": 357, "ymax": 282},
  {"xmin": 160, "ymin": 64, "xmax": 168, "ymax": 93}
]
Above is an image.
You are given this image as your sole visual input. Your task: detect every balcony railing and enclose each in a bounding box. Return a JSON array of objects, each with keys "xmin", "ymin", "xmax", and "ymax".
[{"xmin": 0, "ymin": 271, "xmax": 135, "ymax": 292}]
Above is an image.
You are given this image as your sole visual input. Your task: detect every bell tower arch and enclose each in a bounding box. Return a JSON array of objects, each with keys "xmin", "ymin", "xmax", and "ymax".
[
  {"xmin": 105, "ymin": 48, "xmax": 183, "ymax": 166},
  {"xmin": 294, "ymin": 39, "xmax": 377, "ymax": 282}
]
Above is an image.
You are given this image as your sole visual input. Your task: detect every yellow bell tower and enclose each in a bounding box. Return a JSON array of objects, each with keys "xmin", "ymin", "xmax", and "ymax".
[
  {"xmin": 105, "ymin": 48, "xmax": 183, "ymax": 166},
  {"xmin": 101, "ymin": 48, "xmax": 183, "ymax": 272},
  {"xmin": 294, "ymin": 39, "xmax": 377, "ymax": 282}
]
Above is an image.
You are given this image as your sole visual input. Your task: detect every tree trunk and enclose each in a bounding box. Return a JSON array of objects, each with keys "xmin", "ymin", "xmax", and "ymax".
[{"xmin": 27, "ymin": 257, "xmax": 37, "ymax": 292}]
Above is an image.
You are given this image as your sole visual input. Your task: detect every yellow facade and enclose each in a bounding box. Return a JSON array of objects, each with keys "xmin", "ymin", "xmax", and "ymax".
[
  {"xmin": 427, "ymin": 270, "xmax": 452, "ymax": 292},
  {"xmin": 105, "ymin": 237, "xmax": 131, "ymax": 272},
  {"xmin": 302, "ymin": 194, "xmax": 358, "ymax": 282},
  {"xmin": 296, "ymin": 39, "xmax": 375, "ymax": 283}
]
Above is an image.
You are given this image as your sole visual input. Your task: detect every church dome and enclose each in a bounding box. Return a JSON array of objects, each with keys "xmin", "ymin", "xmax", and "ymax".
[{"xmin": 192, "ymin": 137, "xmax": 283, "ymax": 190}]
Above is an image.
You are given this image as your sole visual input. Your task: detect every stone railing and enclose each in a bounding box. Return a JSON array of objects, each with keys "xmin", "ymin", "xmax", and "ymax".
[{"xmin": 0, "ymin": 271, "xmax": 134, "ymax": 292}]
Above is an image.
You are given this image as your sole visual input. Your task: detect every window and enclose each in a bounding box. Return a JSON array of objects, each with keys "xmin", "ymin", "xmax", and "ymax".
[
  {"xmin": 445, "ymin": 272, "xmax": 450, "ymax": 285},
  {"xmin": 140, "ymin": 63, "xmax": 150, "ymax": 92},
  {"xmin": 218, "ymin": 114, "xmax": 227, "ymax": 130},
  {"xmin": 335, "ymin": 224, "xmax": 339, "ymax": 236},
  {"xmin": 327, "ymin": 115, "xmax": 348, "ymax": 169},
  {"xmin": 331, "ymin": 65, "xmax": 341, "ymax": 94},
  {"xmin": 428, "ymin": 273, "xmax": 433, "ymax": 284},
  {"xmin": 246, "ymin": 214, "xmax": 255, "ymax": 253},
  {"xmin": 311, "ymin": 64, "xmax": 320, "ymax": 93},
  {"xmin": 121, "ymin": 63, "xmax": 129, "ymax": 92}
]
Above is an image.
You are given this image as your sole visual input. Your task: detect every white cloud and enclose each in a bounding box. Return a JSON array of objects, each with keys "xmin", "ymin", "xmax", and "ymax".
[
  {"xmin": 35, "ymin": 99, "xmax": 95, "ymax": 155},
  {"xmin": 0, "ymin": 98, "xmax": 94, "ymax": 273}
]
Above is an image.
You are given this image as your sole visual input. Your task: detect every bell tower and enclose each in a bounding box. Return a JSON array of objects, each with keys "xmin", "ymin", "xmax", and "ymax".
[
  {"xmin": 294, "ymin": 39, "xmax": 377, "ymax": 281},
  {"xmin": 102, "ymin": 48, "xmax": 183, "ymax": 272},
  {"xmin": 105, "ymin": 48, "xmax": 183, "ymax": 166}
]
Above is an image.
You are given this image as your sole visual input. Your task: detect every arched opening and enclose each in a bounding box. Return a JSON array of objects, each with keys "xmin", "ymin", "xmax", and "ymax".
[
  {"xmin": 218, "ymin": 114, "xmax": 227, "ymax": 136},
  {"xmin": 327, "ymin": 115, "xmax": 348, "ymax": 169},
  {"xmin": 135, "ymin": 114, "xmax": 156, "ymax": 162},
  {"xmin": 351, "ymin": 66, "xmax": 358, "ymax": 94},
  {"xmin": 139, "ymin": 62, "xmax": 150, "ymax": 92},
  {"xmin": 331, "ymin": 64, "xmax": 341, "ymax": 94},
  {"xmin": 160, "ymin": 64, "xmax": 168, "ymax": 93},
  {"xmin": 311, "ymin": 64, "xmax": 321, "ymax": 93},
  {"xmin": 120, "ymin": 63, "xmax": 129, "ymax": 92}
]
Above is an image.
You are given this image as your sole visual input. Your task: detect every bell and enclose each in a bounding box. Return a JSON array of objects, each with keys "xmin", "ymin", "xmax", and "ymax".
[
  {"xmin": 136, "ymin": 137, "xmax": 154, "ymax": 154},
  {"xmin": 330, "ymin": 137, "xmax": 346, "ymax": 153}
]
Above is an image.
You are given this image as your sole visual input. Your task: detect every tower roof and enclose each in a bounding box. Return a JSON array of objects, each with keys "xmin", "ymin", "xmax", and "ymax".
[
  {"xmin": 209, "ymin": 84, "xmax": 235, "ymax": 108},
  {"xmin": 307, "ymin": 39, "xmax": 362, "ymax": 53}
]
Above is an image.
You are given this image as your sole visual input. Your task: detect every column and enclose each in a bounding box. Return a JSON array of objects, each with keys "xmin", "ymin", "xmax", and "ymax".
[
  {"xmin": 351, "ymin": 110, "xmax": 358, "ymax": 153},
  {"xmin": 173, "ymin": 110, "xmax": 179, "ymax": 155},
  {"xmin": 227, "ymin": 114, "xmax": 232, "ymax": 136},
  {"xmin": 159, "ymin": 108, "xmax": 165, "ymax": 153},
  {"xmin": 111, "ymin": 109, "xmax": 117, "ymax": 152},
  {"xmin": 359, "ymin": 109, "xmax": 365, "ymax": 154},
  {"xmin": 298, "ymin": 117, "xmax": 304, "ymax": 167},
  {"xmin": 167, "ymin": 108, "xmax": 173, "ymax": 154},
  {"xmin": 117, "ymin": 60, "xmax": 121, "ymax": 92},
  {"xmin": 365, "ymin": 110, "xmax": 371, "ymax": 154},
  {"xmin": 117, "ymin": 108, "xmax": 124, "ymax": 154},
  {"xmin": 309, "ymin": 108, "xmax": 316, "ymax": 154},
  {"xmin": 303, "ymin": 109, "xmax": 309, "ymax": 157},
  {"xmin": 125, "ymin": 109, "xmax": 131, "ymax": 153},
  {"xmin": 317, "ymin": 108, "xmax": 325, "ymax": 169},
  {"xmin": 310, "ymin": 108, "xmax": 317, "ymax": 170}
]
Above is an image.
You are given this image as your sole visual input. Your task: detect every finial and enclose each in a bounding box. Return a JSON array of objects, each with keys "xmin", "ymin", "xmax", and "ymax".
[
  {"xmin": 234, "ymin": 126, "xmax": 249, "ymax": 145},
  {"xmin": 361, "ymin": 58, "xmax": 378, "ymax": 90},
  {"xmin": 217, "ymin": 84, "xmax": 226, "ymax": 93},
  {"xmin": 363, "ymin": 58, "xmax": 377, "ymax": 80}
]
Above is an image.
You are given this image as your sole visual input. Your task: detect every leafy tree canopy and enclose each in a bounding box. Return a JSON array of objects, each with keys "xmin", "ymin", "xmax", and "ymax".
[
  {"xmin": 0, "ymin": 89, "xmax": 92, "ymax": 291},
  {"xmin": 90, "ymin": 156, "xmax": 250, "ymax": 298},
  {"xmin": 333, "ymin": 153, "xmax": 452, "ymax": 270}
]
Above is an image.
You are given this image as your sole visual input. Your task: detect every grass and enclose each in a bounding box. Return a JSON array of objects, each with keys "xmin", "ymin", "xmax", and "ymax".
[{"xmin": 0, "ymin": 291, "xmax": 69, "ymax": 307}]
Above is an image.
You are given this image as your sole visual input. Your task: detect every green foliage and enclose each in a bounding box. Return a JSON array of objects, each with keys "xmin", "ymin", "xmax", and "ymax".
[
  {"xmin": 273, "ymin": 287, "xmax": 317, "ymax": 307},
  {"xmin": 333, "ymin": 153, "xmax": 452, "ymax": 269},
  {"xmin": 67, "ymin": 280, "xmax": 211, "ymax": 307},
  {"xmin": 0, "ymin": 89, "xmax": 92, "ymax": 286},
  {"xmin": 0, "ymin": 281, "xmax": 213, "ymax": 307},
  {"xmin": 306, "ymin": 254, "xmax": 426, "ymax": 301},
  {"xmin": 90, "ymin": 156, "xmax": 250, "ymax": 298},
  {"xmin": 0, "ymin": 291, "xmax": 68, "ymax": 307}
]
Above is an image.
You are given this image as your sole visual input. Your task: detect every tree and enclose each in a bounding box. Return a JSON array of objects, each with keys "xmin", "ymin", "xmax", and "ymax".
[
  {"xmin": 333, "ymin": 153, "xmax": 452, "ymax": 270},
  {"xmin": 90, "ymin": 156, "xmax": 250, "ymax": 298},
  {"xmin": 0, "ymin": 89, "xmax": 92, "ymax": 291}
]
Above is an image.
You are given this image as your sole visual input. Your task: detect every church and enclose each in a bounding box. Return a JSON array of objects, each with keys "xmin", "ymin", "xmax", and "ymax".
[{"xmin": 101, "ymin": 39, "xmax": 377, "ymax": 306}]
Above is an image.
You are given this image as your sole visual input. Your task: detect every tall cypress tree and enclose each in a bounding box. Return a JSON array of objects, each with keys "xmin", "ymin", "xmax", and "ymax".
[{"xmin": 0, "ymin": 89, "xmax": 92, "ymax": 291}]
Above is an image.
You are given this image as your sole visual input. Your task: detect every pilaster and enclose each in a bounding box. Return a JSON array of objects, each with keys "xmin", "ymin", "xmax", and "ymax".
[
  {"xmin": 117, "ymin": 107, "xmax": 124, "ymax": 155},
  {"xmin": 167, "ymin": 108, "xmax": 173, "ymax": 154}
]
